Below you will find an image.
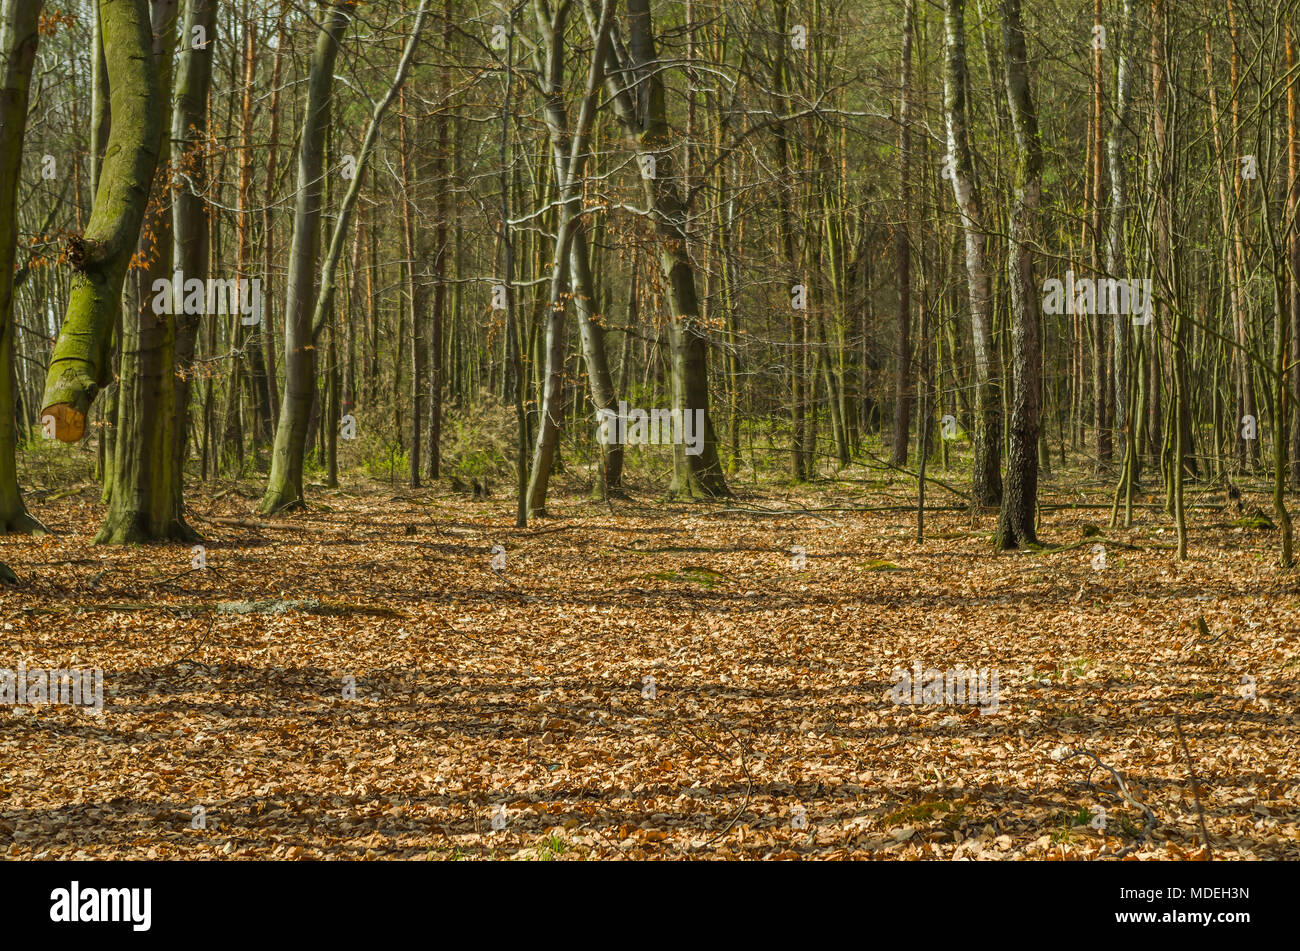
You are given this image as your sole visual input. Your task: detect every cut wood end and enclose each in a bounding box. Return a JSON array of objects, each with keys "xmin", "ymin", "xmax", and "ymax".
[{"xmin": 39, "ymin": 404, "xmax": 85, "ymax": 443}]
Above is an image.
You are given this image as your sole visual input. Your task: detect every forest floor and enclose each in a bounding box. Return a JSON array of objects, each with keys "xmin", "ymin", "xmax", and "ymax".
[{"xmin": 1, "ymin": 462, "xmax": 1297, "ymax": 860}]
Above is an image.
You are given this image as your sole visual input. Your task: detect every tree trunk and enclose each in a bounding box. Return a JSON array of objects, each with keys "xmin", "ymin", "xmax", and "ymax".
[
  {"xmin": 259, "ymin": 2, "xmax": 352, "ymax": 513},
  {"xmin": 892, "ymin": 0, "xmax": 915, "ymax": 467},
  {"xmin": 1289, "ymin": 24, "xmax": 1300, "ymax": 491},
  {"xmin": 164, "ymin": 0, "xmax": 217, "ymax": 527},
  {"xmin": 0, "ymin": 0, "xmax": 45, "ymax": 535},
  {"xmin": 1108, "ymin": 0, "xmax": 1138, "ymax": 494},
  {"xmin": 597, "ymin": 0, "xmax": 729, "ymax": 498},
  {"xmin": 96, "ymin": 0, "xmax": 187, "ymax": 545},
  {"xmin": 234, "ymin": 8, "xmax": 271, "ymax": 456},
  {"xmin": 943, "ymin": 0, "xmax": 1001, "ymax": 506},
  {"xmin": 427, "ymin": 0, "xmax": 453, "ymax": 481},
  {"xmin": 573, "ymin": 227, "xmax": 625, "ymax": 498},
  {"xmin": 994, "ymin": 0, "xmax": 1042, "ymax": 549},
  {"xmin": 1091, "ymin": 0, "xmax": 1110, "ymax": 467},
  {"xmin": 260, "ymin": 12, "xmax": 285, "ymax": 426},
  {"xmin": 398, "ymin": 89, "xmax": 425, "ymax": 488},
  {"xmin": 526, "ymin": 0, "xmax": 614, "ymax": 515},
  {"xmin": 41, "ymin": 0, "xmax": 165, "ymax": 444}
]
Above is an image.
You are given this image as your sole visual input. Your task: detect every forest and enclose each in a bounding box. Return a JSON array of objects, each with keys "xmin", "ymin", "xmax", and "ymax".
[{"xmin": 0, "ymin": 0, "xmax": 1295, "ymax": 862}]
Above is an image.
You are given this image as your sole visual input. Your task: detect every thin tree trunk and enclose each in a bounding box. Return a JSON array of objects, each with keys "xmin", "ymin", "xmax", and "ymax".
[
  {"xmin": 943, "ymin": 0, "xmax": 1001, "ymax": 507},
  {"xmin": 259, "ymin": 1, "xmax": 352, "ymax": 513},
  {"xmin": 994, "ymin": 0, "xmax": 1042, "ymax": 549},
  {"xmin": 260, "ymin": 11, "xmax": 285, "ymax": 425},
  {"xmin": 1107, "ymin": 0, "xmax": 1139, "ymax": 493},
  {"xmin": 1289, "ymin": 23, "xmax": 1300, "ymax": 491},
  {"xmin": 399, "ymin": 88, "xmax": 424, "ymax": 488},
  {"xmin": 1091, "ymin": 0, "xmax": 1110, "ymax": 467},
  {"xmin": 596, "ymin": 0, "xmax": 729, "ymax": 498},
  {"xmin": 892, "ymin": 0, "xmax": 915, "ymax": 467},
  {"xmin": 235, "ymin": 7, "xmax": 271, "ymax": 454},
  {"xmin": 427, "ymin": 0, "xmax": 452, "ymax": 481},
  {"xmin": 526, "ymin": 0, "xmax": 614, "ymax": 515}
]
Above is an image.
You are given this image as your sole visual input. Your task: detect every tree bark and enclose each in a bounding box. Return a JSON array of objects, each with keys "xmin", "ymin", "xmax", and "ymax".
[
  {"xmin": 260, "ymin": 12, "xmax": 285, "ymax": 426},
  {"xmin": 234, "ymin": 7, "xmax": 271, "ymax": 455},
  {"xmin": 1289, "ymin": 23, "xmax": 1300, "ymax": 490},
  {"xmin": 0, "ymin": 0, "xmax": 45, "ymax": 535},
  {"xmin": 41, "ymin": 0, "xmax": 165, "ymax": 443},
  {"xmin": 427, "ymin": 0, "xmax": 453, "ymax": 481},
  {"xmin": 1108, "ymin": 0, "xmax": 1139, "ymax": 494},
  {"xmin": 943, "ymin": 0, "xmax": 1001, "ymax": 506},
  {"xmin": 96, "ymin": 0, "xmax": 186, "ymax": 545},
  {"xmin": 259, "ymin": 1, "xmax": 352, "ymax": 513},
  {"xmin": 398, "ymin": 88, "xmax": 425, "ymax": 488},
  {"xmin": 994, "ymin": 0, "xmax": 1042, "ymax": 549},
  {"xmin": 892, "ymin": 0, "xmax": 915, "ymax": 468},
  {"xmin": 1090, "ymin": 0, "xmax": 1110, "ymax": 467},
  {"xmin": 597, "ymin": 0, "xmax": 730, "ymax": 498},
  {"xmin": 526, "ymin": 0, "xmax": 616, "ymax": 515}
]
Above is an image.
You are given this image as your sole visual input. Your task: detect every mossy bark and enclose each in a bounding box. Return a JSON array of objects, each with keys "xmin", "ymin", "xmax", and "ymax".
[
  {"xmin": 0, "ymin": 0, "xmax": 45, "ymax": 535},
  {"xmin": 260, "ymin": 2, "xmax": 352, "ymax": 514},
  {"xmin": 168, "ymin": 0, "xmax": 216, "ymax": 518},
  {"xmin": 96, "ymin": 0, "xmax": 190, "ymax": 545},
  {"xmin": 41, "ymin": 0, "xmax": 164, "ymax": 443}
]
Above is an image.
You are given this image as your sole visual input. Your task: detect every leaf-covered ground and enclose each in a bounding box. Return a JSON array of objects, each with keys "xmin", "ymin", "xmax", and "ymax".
[{"xmin": 1, "ymin": 475, "xmax": 1296, "ymax": 860}]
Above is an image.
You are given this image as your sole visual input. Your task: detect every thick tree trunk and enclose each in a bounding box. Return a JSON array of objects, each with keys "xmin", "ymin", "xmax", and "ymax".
[
  {"xmin": 96, "ymin": 0, "xmax": 185, "ymax": 545},
  {"xmin": 41, "ymin": 0, "xmax": 164, "ymax": 443},
  {"xmin": 0, "ymin": 0, "xmax": 45, "ymax": 535},
  {"xmin": 90, "ymin": 3, "xmax": 115, "ymax": 492}
]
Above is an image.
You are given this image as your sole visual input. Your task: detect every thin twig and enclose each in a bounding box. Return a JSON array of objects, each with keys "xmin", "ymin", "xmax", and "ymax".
[{"xmin": 1060, "ymin": 747, "xmax": 1156, "ymax": 857}]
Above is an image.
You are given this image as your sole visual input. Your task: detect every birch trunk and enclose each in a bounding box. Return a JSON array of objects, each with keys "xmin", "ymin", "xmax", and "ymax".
[{"xmin": 943, "ymin": 0, "xmax": 1001, "ymax": 506}]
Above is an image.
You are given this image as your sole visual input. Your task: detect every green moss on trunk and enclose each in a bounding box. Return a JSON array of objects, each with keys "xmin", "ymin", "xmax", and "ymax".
[
  {"xmin": 260, "ymin": 2, "xmax": 352, "ymax": 515},
  {"xmin": 41, "ymin": 0, "xmax": 164, "ymax": 442},
  {"xmin": 0, "ymin": 0, "xmax": 45, "ymax": 534}
]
